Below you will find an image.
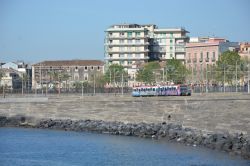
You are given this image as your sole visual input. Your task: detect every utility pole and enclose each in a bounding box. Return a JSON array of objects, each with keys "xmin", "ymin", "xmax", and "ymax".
[
  {"xmin": 162, "ymin": 68, "xmax": 165, "ymax": 83},
  {"xmin": 236, "ymin": 61, "xmax": 238, "ymax": 93},
  {"xmin": 22, "ymin": 73, "xmax": 24, "ymax": 96},
  {"xmin": 93, "ymin": 74, "xmax": 96, "ymax": 95},
  {"xmin": 223, "ymin": 65, "xmax": 225, "ymax": 93},
  {"xmin": 109, "ymin": 69, "xmax": 111, "ymax": 85},
  {"xmin": 121, "ymin": 72, "xmax": 124, "ymax": 96},
  {"xmin": 82, "ymin": 82, "xmax": 83, "ymax": 97},
  {"xmin": 248, "ymin": 62, "xmax": 250, "ymax": 94},
  {"xmin": 206, "ymin": 65, "xmax": 208, "ymax": 93}
]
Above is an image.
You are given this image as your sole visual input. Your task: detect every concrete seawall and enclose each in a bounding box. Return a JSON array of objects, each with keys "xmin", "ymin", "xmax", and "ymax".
[{"xmin": 0, "ymin": 93, "xmax": 250, "ymax": 159}]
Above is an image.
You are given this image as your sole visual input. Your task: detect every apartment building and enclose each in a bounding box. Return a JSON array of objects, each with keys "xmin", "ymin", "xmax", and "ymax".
[
  {"xmin": 32, "ymin": 60, "xmax": 104, "ymax": 90},
  {"xmin": 104, "ymin": 24, "xmax": 189, "ymax": 85},
  {"xmin": 185, "ymin": 38, "xmax": 239, "ymax": 83},
  {"xmin": 151, "ymin": 28, "xmax": 189, "ymax": 60}
]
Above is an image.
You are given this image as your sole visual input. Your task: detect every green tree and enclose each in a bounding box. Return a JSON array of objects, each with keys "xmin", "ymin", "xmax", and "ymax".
[
  {"xmin": 104, "ymin": 64, "xmax": 127, "ymax": 86},
  {"xmin": 215, "ymin": 51, "xmax": 242, "ymax": 85},
  {"xmin": 47, "ymin": 70, "xmax": 70, "ymax": 94},
  {"xmin": 165, "ymin": 58, "xmax": 190, "ymax": 84},
  {"xmin": 136, "ymin": 61, "xmax": 161, "ymax": 84}
]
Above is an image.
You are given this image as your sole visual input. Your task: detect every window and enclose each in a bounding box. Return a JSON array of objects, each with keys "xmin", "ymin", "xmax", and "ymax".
[
  {"xmin": 170, "ymin": 47, "xmax": 173, "ymax": 50},
  {"xmin": 97, "ymin": 66, "xmax": 100, "ymax": 70},
  {"xmin": 170, "ymin": 39, "xmax": 173, "ymax": 43},
  {"xmin": 170, "ymin": 53, "xmax": 173, "ymax": 58},
  {"xmin": 109, "ymin": 33, "xmax": 112, "ymax": 36},
  {"xmin": 160, "ymin": 47, "xmax": 165, "ymax": 51},
  {"xmin": 206, "ymin": 52, "xmax": 209, "ymax": 59},
  {"xmin": 120, "ymin": 32, "xmax": 125, "ymax": 37},
  {"xmin": 135, "ymin": 54, "xmax": 140, "ymax": 58},
  {"xmin": 213, "ymin": 52, "xmax": 215, "ymax": 59},
  {"xmin": 127, "ymin": 54, "xmax": 132, "ymax": 58},
  {"xmin": 128, "ymin": 61, "xmax": 133, "ymax": 65},
  {"xmin": 200, "ymin": 52, "xmax": 203, "ymax": 59},
  {"xmin": 137, "ymin": 47, "xmax": 141, "ymax": 51},
  {"xmin": 119, "ymin": 47, "xmax": 124, "ymax": 51},
  {"xmin": 127, "ymin": 39, "xmax": 132, "ymax": 44},
  {"xmin": 91, "ymin": 66, "xmax": 94, "ymax": 70},
  {"xmin": 85, "ymin": 66, "xmax": 88, "ymax": 70},
  {"xmin": 119, "ymin": 54, "xmax": 125, "ymax": 58},
  {"xmin": 119, "ymin": 39, "xmax": 124, "ymax": 44},
  {"xmin": 135, "ymin": 39, "xmax": 140, "ymax": 43},
  {"xmin": 127, "ymin": 32, "xmax": 132, "ymax": 37},
  {"xmin": 135, "ymin": 32, "xmax": 140, "ymax": 37},
  {"xmin": 84, "ymin": 73, "xmax": 88, "ymax": 81},
  {"xmin": 109, "ymin": 40, "xmax": 113, "ymax": 44},
  {"xmin": 109, "ymin": 54, "xmax": 113, "ymax": 57},
  {"xmin": 120, "ymin": 60, "xmax": 124, "ymax": 65}
]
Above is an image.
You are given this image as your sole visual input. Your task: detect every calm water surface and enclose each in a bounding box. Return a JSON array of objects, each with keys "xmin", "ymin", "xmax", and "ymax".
[{"xmin": 0, "ymin": 128, "xmax": 249, "ymax": 166}]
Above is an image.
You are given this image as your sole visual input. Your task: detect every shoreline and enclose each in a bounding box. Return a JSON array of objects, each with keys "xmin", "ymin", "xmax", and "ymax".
[{"xmin": 1, "ymin": 115, "xmax": 250, "ymax": 160}]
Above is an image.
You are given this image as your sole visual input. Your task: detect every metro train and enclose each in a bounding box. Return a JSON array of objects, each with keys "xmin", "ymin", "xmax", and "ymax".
[{"xmin": 131, "ymin": 84, "xmax": 191, "ymax": 97}]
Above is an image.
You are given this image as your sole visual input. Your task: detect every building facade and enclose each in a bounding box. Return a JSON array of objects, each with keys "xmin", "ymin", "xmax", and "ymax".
[
  {"xmin": 239, "ymin": 42, "xmax": 250, "ymax": 58},
  {"xmin": 32, "ymin": 60, "xmax": 104, "ymax": 90},
  {"xmin": 0, "ymin": 68, "xmax": 23, "ymax": 90},
  {"xmin": 104, "ymin": 24, "xmax": 189, "ymax": 86},
  {"xmin": 185, "ymin": 38, "xmax": 239, "ymax": 84},
  {"xmin": 0, "ymin": 61, "xmax": 31, "ymax": 90}
]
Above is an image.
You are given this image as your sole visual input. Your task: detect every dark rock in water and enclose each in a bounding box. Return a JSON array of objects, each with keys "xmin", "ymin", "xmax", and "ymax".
[{"xmin": 0, "ymin": 116, "xmax": 8, "ymax": 127}]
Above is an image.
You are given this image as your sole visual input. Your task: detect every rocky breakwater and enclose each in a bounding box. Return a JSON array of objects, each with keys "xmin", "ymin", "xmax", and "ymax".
[{"xmin": 1, "ymin": 115, "xmax": 250, "ymax": 159}]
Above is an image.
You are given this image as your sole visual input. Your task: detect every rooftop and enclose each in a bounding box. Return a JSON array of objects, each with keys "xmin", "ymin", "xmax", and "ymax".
[{"xmin": 33, "ymin": 60, "xmax": 104, "ymax": 67}]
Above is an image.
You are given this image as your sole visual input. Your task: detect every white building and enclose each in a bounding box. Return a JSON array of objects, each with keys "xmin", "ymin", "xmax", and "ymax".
[{"xmin": 104, "ymin": 24, "xmax": 189, "ymax": 86}]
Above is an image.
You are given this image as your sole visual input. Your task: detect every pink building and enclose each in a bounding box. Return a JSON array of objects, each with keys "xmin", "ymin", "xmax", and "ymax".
[{"xmin": 185, "ymin": 38, "xmax": 239, "ymax": 83}]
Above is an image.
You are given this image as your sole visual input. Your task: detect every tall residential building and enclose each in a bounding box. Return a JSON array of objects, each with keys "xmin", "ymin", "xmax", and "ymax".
[
  {"xmin": 185, "ymin": 38, "xmax": 239, "ymax": 84},
  {"xmin": 104, "ymin": 24, "xmax": 189, "ymax": 86}
]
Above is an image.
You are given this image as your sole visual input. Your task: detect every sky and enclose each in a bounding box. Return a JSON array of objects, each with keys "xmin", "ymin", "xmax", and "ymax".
[{"xmin": 0, "ymin": 0, "xmax": 250, "ymax": 64}]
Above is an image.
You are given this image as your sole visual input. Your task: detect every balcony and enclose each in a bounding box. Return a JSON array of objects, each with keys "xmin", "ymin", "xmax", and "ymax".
[
  {"xmin": 106, "ymin": 49, "xmax": 149, "ymax": 53},
  {"xmin": 104, "ymin": 42, "xmax": 149, "ymax": 46},
  {"xmin": 106, "ymin": 35, "xmax": 149, "ymax": 39},
  {"xmin": 212, "ymin": 57, "xmax": 216, "ymax": 62},
  {"xmin": 105, "ymin": 56, "xmax": 149, "ymax": 60},
  {"xmin": 205, "ymin": 58, "xmax": 209, "ymax": 62},
  {"xmin": 175, "ymin": 48, "xmax": 185, "ymax": 52},
  {"xmin": 199, "ymin": 58, "xmax": 203, "ymax": 62}
]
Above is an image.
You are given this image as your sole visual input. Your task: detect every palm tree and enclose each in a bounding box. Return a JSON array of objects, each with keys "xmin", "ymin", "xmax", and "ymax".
[{"xmin": 47, "ymin": 70, "xmax": 71, "ymax": 94}]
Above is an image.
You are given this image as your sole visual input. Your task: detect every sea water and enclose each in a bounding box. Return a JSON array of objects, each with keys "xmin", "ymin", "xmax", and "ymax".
[{"xmin": 0, "ymin": 128, "xmax": 249, "ymax": 166}]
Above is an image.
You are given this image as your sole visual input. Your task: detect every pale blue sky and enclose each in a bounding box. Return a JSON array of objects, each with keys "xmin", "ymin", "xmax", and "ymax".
[{"xmin": 0, "ymin": 0, "xmax": 250, "ymax": 63}]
